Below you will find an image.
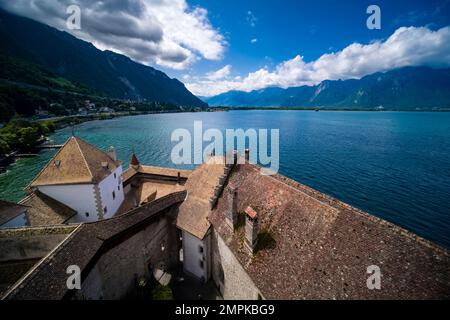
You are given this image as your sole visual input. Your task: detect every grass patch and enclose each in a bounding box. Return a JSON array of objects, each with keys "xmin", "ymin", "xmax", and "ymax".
[{"xmin": 151, "ymin": 284, "xmax": 173, "ymax": 300}]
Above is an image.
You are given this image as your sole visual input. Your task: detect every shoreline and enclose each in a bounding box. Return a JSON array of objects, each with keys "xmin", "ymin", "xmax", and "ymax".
[
  {"xmin": 212, "ymin": 106, "xmax": 450, "ymax": 112},
  {"xmin": 0, "ymin": 108, "xmax": 217, "ymax": 173}
]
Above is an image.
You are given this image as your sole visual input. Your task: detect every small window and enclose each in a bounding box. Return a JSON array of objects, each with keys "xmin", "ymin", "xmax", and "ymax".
[
  {"xmin": 114, "ymin": 173, "xmax": 117, "ymax": 179},
  {"xmin": 118, "ymin": 185, "xmax": 120, "ymax": 191},
  {"xmin": 199, "ymin": 246, "xmax": 204, "ymax": 254},
  {"xmin": 199, "ymin": 260, "xmax": 204, "ymax": 269},
  {"xmin": 104, "ymin": 206, "xmax": 108, "ymax": 214},
  {"xmin": 85, "ymin": 212, "xmax": 89, "ymax": 217},
  {"xmin": 112, "ymin": 191, "xmax": 116, "ymax": 200}
]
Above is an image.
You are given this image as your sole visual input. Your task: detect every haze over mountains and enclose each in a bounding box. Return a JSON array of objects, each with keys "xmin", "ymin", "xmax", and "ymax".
[
  {"xmin": 205, "ymin": 67, "xmax": 450, "ymax": 110},
  {"xmin": 0, "ymin": 9, "xmax": 206, "ymax": 108}
]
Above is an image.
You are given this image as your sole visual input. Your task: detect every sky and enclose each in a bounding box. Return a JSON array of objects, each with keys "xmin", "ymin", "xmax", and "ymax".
[{"xmin": 1, "ymin": 0, "xmax": 450, "ymax": 96}]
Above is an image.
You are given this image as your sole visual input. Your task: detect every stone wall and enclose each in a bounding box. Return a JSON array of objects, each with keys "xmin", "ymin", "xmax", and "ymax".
[
  {"xmin": 76, "ymin": 207, "xmax": 180, "ymax": 300},
  {"xmin": 211, "ymin": 230, "xmax": 261, "ymax": 300}
]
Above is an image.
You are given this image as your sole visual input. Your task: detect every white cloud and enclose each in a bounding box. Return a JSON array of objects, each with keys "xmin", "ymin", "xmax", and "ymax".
[
  {"xmin": 0, "ymin": 0, "xmax": 226, "ymax": 70},
  {"xmin": 186, "ymin": 26, "xmax": 450, "ymax": 96},
  {"xmin": 246, "ymin": 10, "xmax": 257, "ymax": 27},
  {"xmin": 206, "ymin": 65, "xmax": 231, "ymax": 80},
  {"xmin": 251, "ymin": 38, "xmax": 258, "ymax": 44}
]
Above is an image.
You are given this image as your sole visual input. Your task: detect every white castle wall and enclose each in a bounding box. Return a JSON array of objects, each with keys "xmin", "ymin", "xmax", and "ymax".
[
  {"xmin": 182, "ymin": 230, "xmax": 210, "ymax": 281},
  {"xmin": 98, "ymin": 166, "xmax": 124, "ymax": 219},
  {"xmin": 38, "ymin": 184, "xmax": 98, "ymax": 222}
]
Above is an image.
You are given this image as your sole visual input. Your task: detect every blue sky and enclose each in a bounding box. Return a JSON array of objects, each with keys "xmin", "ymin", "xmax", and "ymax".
[
  {"xmin": 183, "ymin": 0, "xmax": 450, "ymax": 77},
  {"xmin": 1, "ymin": 0, "xmax": 450, "ymax": 96}
]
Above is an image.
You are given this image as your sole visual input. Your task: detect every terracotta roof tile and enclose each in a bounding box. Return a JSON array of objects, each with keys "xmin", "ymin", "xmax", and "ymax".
[
  {"xmin": 176, "ymin": 156, "xmax": 226, "ymax": 239},
  {"xmin": 20, "ymin": 191, "xmax": 76, "ymax": 226},
  {"xmin": 245, "ymin": 206, "xmax": 257, "ymax": 219},
  {"xmin": 209, "ymin": 163, "xmax": 450, "ymax": 299},
  {"xmin": 28, "ymin": 136, "xmax": 121, "ymax": 187},
  {"xmin": 130, "ymin": 153, "xmax": 139, "ymax": 166}
]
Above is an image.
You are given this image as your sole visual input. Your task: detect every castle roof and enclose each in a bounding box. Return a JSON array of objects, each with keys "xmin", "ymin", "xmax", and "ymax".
[
  {"xmin": 176, "ymin": 156, "xmax": 226, "ymax": 239},
  {"xmin": 28, "ymin": 136, "xmax": 121, "ymax": 188},
  {"xmin": 3, "ymin": 191, "xmax": 186, "ymax": 300},
  {"xmin": 130, "ymin": 153, "xmax": 139, "ymax": 166},
  {"xmin": 209, "ymin": 163, "xmax": 450, "ymax": 299},
  {"xmin": 122, "ymin": 165, "xmax": 191, "ymax": 185},
  {"xmin": 20, "ymin": 191, "xmax": 77, "ymax": 226}
]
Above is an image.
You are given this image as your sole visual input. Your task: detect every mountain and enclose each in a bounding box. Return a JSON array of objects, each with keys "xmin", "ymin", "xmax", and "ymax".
[
  {"xmin": 0, "ymin": 52, "xmax": 92, "ymax": 94},
  {"xmin": 0, "ymin": 9, "xmax": 206, "ymax": 108},
  {"xmin": 205, "ymin": 67, "xmax": 450, "ymax": 110}
]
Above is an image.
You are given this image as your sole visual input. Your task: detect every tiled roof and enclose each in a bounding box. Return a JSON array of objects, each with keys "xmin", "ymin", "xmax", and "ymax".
[
  {"xmin": 122, "ymin": 165, "xmax": 192, "ymax": 184},
  {"xmin": 244, "ymin": 206, "xmax": 257, "ymax": 219},
  {"xmin": 20, "ymin": 191, "xmax": 76, "ymax": 226},
  {"xmin": 3, "ymin": 191, "xmax": 186, "ymax": 300},
  {"xmin": 130, "ymin": 153, "xmax": 139, "ymax": 166},
  {"xmin": 176, "ymin": 156, "xmax": 226, "ymax": 239},
  {"xmin": 0, "ymin": 200, "xmax": 28, "ymax": 226},
  {"xmin": 209, "ymin": 163, "xmax": 450, "ymax": 299},
  {"xmin": 28, "ymin": 136, "xmax": 121, "ymax": 187}
]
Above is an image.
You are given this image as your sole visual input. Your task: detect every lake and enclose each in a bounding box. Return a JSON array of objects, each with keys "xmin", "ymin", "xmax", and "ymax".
[{"xmin": 1, "ymin": 110, "xmax": 449, "ymax": 248}]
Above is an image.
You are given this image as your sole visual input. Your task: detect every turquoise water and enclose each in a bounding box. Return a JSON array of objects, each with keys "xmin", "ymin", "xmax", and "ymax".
[{"xmin": 1, "ymin": 110, "xmax": 449, "ymax": 248}]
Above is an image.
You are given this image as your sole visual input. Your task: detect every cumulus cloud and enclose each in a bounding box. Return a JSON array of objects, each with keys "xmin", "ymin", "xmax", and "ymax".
[
  {"xmin": 186, "ymin": 26, "xmax": 450, "ymax": 96},
  {"xmin": 251, "ymin": 38, "xmax": 258, "ymax": 44},
  {"xmin": 206, "ymin": 65, "xmax": 231, "ymax": 80},
  {"xmin": 0, "ymin": 0, "xmax": 226, "ymax": 69}
]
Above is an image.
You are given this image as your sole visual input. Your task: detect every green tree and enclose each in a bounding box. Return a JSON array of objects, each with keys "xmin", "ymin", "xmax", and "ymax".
[
  {"xmin": 16, "ymin": 127, "xmax": 40, "ymax": 150},
  {"xmin": 0, "ymin": 138, "xmax": 10, "ymax": 155}
]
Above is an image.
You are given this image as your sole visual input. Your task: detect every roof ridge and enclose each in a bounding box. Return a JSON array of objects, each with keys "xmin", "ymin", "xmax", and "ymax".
[
  {"xmin": 73, "ymin": 137, "xmax": 94, "ymax": 183},
  {"xmin": 75, "ymin": 136, "xmax": 120, "ymax": 164},
  {"xmin": 24, "ymin": 136, "xmax": 73, "ymax": 190}
]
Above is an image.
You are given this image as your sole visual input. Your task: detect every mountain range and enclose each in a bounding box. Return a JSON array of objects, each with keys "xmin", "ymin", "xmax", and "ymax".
[
  {"xmin": 205, "ymin": 67, "xmax": 450, "ymax": 110},
  {"xmin": 0, "ymin": 9, "xmax": 206, "ymax": 108}
]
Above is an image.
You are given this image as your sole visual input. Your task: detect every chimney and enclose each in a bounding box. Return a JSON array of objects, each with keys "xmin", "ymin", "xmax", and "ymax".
[
  {"xmin": 177, "ymin": 171, "xmax": 181, "ymax": 184},
  {"xmin": 108, "ymin": 146, "xmax": 117, "ymax": 161},
  {"xmin": 226, "ymin": 187, "xmax": 238, "ymax": 229},
  {"xmin": 244, "ymin": 206, "xmax": 259, "ymax": 253}
]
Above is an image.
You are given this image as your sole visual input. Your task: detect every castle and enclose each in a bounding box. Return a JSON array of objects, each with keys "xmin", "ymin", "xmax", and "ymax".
[{"xmin": 0, "ymin": 136, "xmax": 449, "ymax": 299}]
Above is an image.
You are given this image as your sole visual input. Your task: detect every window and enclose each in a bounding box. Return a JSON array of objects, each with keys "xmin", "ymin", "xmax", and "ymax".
[
  {"xmin": 112, "ymin": 191, "xmax": 116, "ymax": 200},
  {"xmin": 118, "ymin": 185, "xmax": 120, "ymax": 191},
  {"xmin": 85, "ymin": 212, "xmax": 89, "ymax": 217},
  {"xmin": 104, "ymin": 206, "xmax": 108, "ymax": 214},
  {"xmin": 199, "ymin": 260, "xmax": 204, "ymax": 269},
  {"xmin": 199, "ymin": 246, "xmax": 204, "ymax": 254},
  {"xmin": 114, "ymin": 173, "xmax": 117, "ymax": 179}
]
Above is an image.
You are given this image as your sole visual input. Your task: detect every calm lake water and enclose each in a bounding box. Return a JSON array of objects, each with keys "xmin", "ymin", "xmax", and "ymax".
[{"xmin": 1, "ymin": 110, "xmax": 449, "ymax": 248}]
